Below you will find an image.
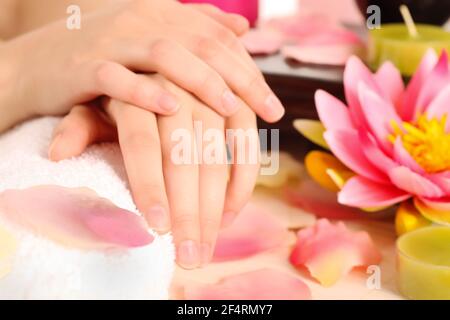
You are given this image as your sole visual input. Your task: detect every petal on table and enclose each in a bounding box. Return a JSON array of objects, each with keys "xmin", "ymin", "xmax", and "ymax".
[
  {"xmin": 324, "ymin": 130, "xmax": 389, "ymax": 184},
  {"xmin": 338, "ymin": 176, "xmax": 410, "ymax": 208},
  {"xmin": 0, "ymin": 225, "xmax": 17, "ymax": 280},
  {"xmin": 388, "ymin": 166, "xmax": 444, "ymax": 199},
  {"xmin": 414, "ymin": 198, "xmax": 450, "ymax": 226},
  {"xmin": 374, "ymin": 61, "xmax": 405, "ymax": 111},
  {"xmin": 184, "ymin": 268, "xmax": 311, "ymax": 300},
  {"xmin": 358, "ymin": 82, "xmax": 401, "ymax": 154},
  {"xmin": 395, "ymin": 200, "xmax": 431, "ymax": 236},
  {"xmin": 315, "ymin": 90, "xmax": 354, "ymax": 131},
  {"xmin": 0, "ymin": 186, "xmax": 153, "ymax": 250},
  {"xmin": 293, "ymin": 119, "xmax": 329, "ymax": 149},
  {"xmin": 213, "ymin": 203, "xmax": 290, "ymax": 262},
  {"xmin": 281, "ymin": 44, "xmax": 362, "ymax": 66},
  {"xmin": 290, "ymin": 219, "xmax": 381, "ymax": 287},
  {"xmin": 285, "ymin": 179, "xmax": 366, "ymax": 220},
  {"xmin": 240, "ymin": 29, "xmax": 284, "ymax": 55}
]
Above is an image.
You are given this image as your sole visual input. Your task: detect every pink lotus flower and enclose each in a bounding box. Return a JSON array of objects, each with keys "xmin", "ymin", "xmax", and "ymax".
[{"xmin": 296, "ymin": 49, "xmax": 450, "ymax": 230}]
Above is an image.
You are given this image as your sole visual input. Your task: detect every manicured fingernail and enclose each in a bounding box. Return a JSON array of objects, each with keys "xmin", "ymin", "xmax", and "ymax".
[
  {"xmin": 158, "ymin": 93, "xmax": 180, "ymax": 113},
  {"xmin": 264, "ymin": 94, "xmax": 285, "ymax": 121},
  {"xmin": 177, "ymin": 240, "xmax": 200, "ymax": 269},
  {"xmin": 222, "ymin": 90, "xmax": 239, "ymax": 115},
  {"xmin": 200, "ymin": 243, "xmax": 211, "ymax": 266},
  {"xmin": 146, "ymin": 206, "xmax": 169, "ymax": 231},
  {"xmin": 48, "ymin": 134, "xmax": 63, "ymax": 161},
  {"xmin": 221, "ymin": 211, "xmax": 236, "ymax": 228}
]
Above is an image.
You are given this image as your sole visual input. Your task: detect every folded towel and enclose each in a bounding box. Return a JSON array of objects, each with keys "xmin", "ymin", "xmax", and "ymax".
[{"xmin": 0, "ymin": 117, "xmax": 175, "ymax": 299}]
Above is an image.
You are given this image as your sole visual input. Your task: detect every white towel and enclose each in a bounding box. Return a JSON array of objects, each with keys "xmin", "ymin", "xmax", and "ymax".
[{"xmin": 0, "ymin": 117, "xmax": 175, "ymax": 299}]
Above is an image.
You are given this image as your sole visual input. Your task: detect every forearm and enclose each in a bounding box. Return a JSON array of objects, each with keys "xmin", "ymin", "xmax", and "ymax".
[{"xmin": 0, "ymin": 40, "xmax": 33, "ymax": 133}]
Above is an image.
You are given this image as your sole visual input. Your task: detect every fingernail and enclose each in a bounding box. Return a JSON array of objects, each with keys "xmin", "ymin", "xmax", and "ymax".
[
  {"xmin": 146, "ymin": 206, "xmax": 169, "ymax": 231},
  {"xmin": 48, "ymin": 134, "xmax": 63, "ymax": 161},
  {"xmin": 158, "ymin": 93, "xmax": 180, "ymax": 113},
  {"xmin": 177, "ymin": 240, "xmax": 200, "ymax": 269},
  {"xmin": 222, "ymin": 90, "xmax": 239, "ymax": 115},
  {"xmin": 264, "ymin": 94, "xmax": 285, "ymax": 121},
  {"xmin": 221, "ymin": 211, "xmax": 236, "ymax": 228},
  {"xmin": 200, "ymin": 243, "xmax": 211, "ymax": 266}
]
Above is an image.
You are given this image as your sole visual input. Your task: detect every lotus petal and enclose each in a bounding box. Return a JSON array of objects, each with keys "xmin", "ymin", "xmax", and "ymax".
[
  {"xmin": 293, "ymin": 119, "xmax": 329, "ymax": 149},
  {"xmin": 388, "ymin": 166, "xmax": 444, "ymax": 199},
  {"xmin": 395, "ymin": 200, "xmax": 431, "ymax": 236},
  {"xmin": 414, "ymin": 198, "xmax": 450, "ymax": 226}
]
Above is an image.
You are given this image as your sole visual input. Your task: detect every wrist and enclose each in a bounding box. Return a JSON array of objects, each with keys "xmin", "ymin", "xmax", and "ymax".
[{"xmin": 0, "ymin": 40, "xmax": 34, "ymax": 132}]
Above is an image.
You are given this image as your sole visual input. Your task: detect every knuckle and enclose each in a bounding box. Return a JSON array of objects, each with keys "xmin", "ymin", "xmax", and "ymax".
[
  {"xmin": 149, "ymin": 39, "xmax": 175, "ymax": 60},
  {"xmin": 195, "ymin": 36, "xmax": 221, "ymax": 60},
  {"xmin": 241, "ymin": 74, "xmax": 262, "ymax": 93},
  {"xmin": 92, "ymin": 60, "xmax": 115, "ymax": 89},
  {"xmin": 213, "ymin": 27, "xmax": 235, "ymax": 46}
]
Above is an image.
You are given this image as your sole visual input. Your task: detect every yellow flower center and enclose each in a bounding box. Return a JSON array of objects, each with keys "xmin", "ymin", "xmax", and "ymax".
[{"xmin": 389, "ymin": 114, "xmax": 450, "ymax": 173}]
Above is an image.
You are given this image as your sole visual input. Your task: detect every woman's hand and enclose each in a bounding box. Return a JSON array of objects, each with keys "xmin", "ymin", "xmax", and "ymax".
[
  {"xmin": 49, "ymin": 74, "xmax": 260, "ymax": 269},
  {"xmin": 0, "ymin": 0, "xmax": 283, "ymax": 133}
]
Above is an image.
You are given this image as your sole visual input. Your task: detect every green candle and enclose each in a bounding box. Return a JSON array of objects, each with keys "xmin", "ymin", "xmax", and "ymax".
[
  {"xmin": 397, "ymin": 226, "xmax": 450, "ymax": 300},
  {"xmin": 368, "ymin": 24, "xmax": 450, "ymax": 76}
]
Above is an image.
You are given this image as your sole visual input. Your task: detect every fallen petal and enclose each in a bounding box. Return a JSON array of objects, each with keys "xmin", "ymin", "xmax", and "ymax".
[
  {"xmin": 0, "ymin": 186, "xmax": 153, "ymax": 250},
  {"xmin": 184, "ymin": 269, "xmax": 311, "ymax": 300},
  {"xmin": 290, "ymin": 219, "xmax": 382, "ymax": 286},
  {"xmin": 240, "ymin": 29, "xmax": 284, "ymax": 55},
  {"xmin": 214, "ymin": 203, "xmax": 290, "ymax": 262},
  {"xmin": 282, "ymin": 44, "xmax": 363, "ymax": 66}
]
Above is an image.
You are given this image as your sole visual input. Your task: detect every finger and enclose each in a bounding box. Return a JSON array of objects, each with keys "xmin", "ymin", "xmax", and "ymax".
[
  {"xmin": 193, "ymin": 106, "xmax": 228, "ymax": 266},
  {"xmin": 105, "ymin": 99, "xmax": 171, "ymax": 233},
  {"xmin": 187, "ymin": 3, "xmax": 250, "ymax": 36},
  {"xmin": 124, "ymin": 39, "xmax": 242, "ymax": 118},
  {"xmin": 49, "ymin": 104, "xmax": 116, "ymax": 162},
  {"xmin": 158, "ymin": 101, "xmax": 201, "ymax": 269},
  {"xmin": 222, "ymin": 106, "xmax": 260, "ymax": 227},
  {"xmin": 77, "ymin": 60, "xmax": 180, "ymax": 115}
]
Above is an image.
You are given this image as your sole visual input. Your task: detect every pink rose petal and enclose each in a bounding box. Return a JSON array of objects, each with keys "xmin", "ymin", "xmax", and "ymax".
[
  {"xmin": 213, "ymin": 203, "xmax": 290, "ymax": 262},
  {"xmin": 282, "ymin": 44, "xmax": 361, "ymax": 66},
  {"xmin": 0, "ymin": 186, "xmax": 153, "ymax": 249},
  {"xmin": 338, "ymin": 176, "xmax": 410, "ymax": 208},
  {"xmin": 290, "ymin": 219, "xmax": 382, "ymax": 287},
  {"xmin": 184, "ymin": 269, "xmax": 311, "ymax": 300}
]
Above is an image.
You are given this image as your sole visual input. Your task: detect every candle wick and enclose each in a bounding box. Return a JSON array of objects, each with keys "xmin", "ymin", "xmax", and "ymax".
[{"xmin": 400, "ymin": 5, "xmax": 419, "ymax": 38}]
